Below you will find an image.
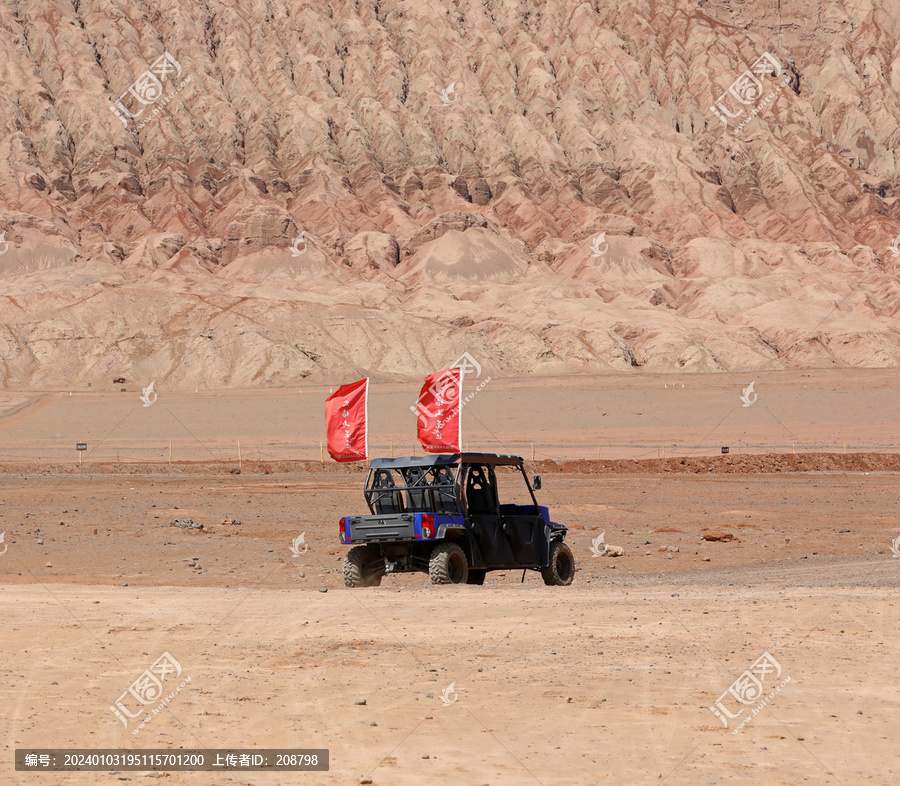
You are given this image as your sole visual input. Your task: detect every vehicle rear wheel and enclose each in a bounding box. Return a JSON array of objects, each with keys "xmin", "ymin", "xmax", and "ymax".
[
  {"xmin": 466, "ymin": 570, "xmax": 486, "ymax": 585},
  {"xmin": 343, "ymin": 545, "xmax": 385, "ymax": 588},
  {"xmin": 541, "ymin": 540, "xmax": 575, "ymax": 586},
  {"xmin": 429, "ymin": 543, "xmax": 469, "ymax": 585}
]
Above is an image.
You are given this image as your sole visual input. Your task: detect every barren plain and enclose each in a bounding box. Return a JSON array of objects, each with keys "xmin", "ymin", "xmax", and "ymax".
[{"xmin": 1, "ymin": 373, "xmax": 899, "ymax": 784}]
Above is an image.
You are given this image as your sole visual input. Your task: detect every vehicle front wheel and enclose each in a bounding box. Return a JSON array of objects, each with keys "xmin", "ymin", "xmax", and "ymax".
[
  {"xmin": 541, "ymin": 540, "xmax": 575, "ymax": 586},
  {"xmin": 343, "ymin": 545, "xmax": 385, "ymax": 588},
  {"xmin": 429, "ymin": 543, "xmax": 469, "ymax": 585}
]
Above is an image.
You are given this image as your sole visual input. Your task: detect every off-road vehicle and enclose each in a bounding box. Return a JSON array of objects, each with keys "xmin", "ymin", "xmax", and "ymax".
[{"xmin": 339, "ymin": 453, "xmax": 574, "ymax": 587}]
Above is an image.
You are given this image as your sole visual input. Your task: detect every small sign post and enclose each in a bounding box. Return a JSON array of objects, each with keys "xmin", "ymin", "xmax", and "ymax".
[{"xmin": 76, "ymin": 442, "xmax": 87, "ymax": 464}]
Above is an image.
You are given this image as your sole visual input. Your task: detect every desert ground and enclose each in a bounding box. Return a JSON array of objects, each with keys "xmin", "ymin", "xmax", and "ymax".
[
  {"xmin": 1, "ymin": 371, "xmax": 899, "ymax": 784},
  {"xmin": 1, "ymin": 368, "xmax": 899, "ymax": 464}
]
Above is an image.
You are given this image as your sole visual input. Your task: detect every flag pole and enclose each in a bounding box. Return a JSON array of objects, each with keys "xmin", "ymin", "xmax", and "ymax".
[{"xmin": 458, "ymin": 363, "xmax": 464, "ymax": 453}]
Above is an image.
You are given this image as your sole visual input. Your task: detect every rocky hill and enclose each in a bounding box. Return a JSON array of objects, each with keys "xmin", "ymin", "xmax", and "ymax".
[{"xmin": 0, "ymin": 0, "xmax": 899, "ymax": 388}]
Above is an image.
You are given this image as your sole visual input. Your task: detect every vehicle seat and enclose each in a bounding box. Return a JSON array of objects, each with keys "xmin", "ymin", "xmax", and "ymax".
[
  {"xmin": 372, "ymin": 469, "xmax": 404, "ymax": 514},
  {"xmin": 466, "ymin": 465, "xmax": 497, "ymax": 514},
  {"xmin": 432, "ymin": 467, "xmax": 457, "ymax": 515},
  {"xmin": 404, "ymin": 466, "xmax": 429, "ymax": 511}
]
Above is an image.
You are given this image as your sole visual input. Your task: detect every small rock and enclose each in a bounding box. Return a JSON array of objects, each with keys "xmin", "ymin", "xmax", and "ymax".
[
  {"xmin": 702, "ymin": 557, "xmax": 711, "ymax": 562},
  {"xmin": 167, "ymin": 518, "xmax": 202, "ymax": 530},
  {"xmin": 605, "ymin": 545, "xmax": 625, "ymax": 557},
  {"xmin": 318, "ymin": 588, "xmax": 328, "ymax": 593},
  {"xmin": 667, "ymin": 545, "xmax": 679, "ymax": 552},
  {"xmin": 566, "ymin": 697, "xmax": 573, "ymax": 703},
  {"xmin": 360, "ymin": 779, "xmax": 373, "ymax": 785},
  {"xmin": 46, "ymin": 562, "xmax": 52, "ymax": 568},
  {"xmin": 702, "ymin": 531, "xmax": 737, "ymax": 542},
  {"xmin": 355, "ymin": 699, "xmax": 367, "ymax": 705}
]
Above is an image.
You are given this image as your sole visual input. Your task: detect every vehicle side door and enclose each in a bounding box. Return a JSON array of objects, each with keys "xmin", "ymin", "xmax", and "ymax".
[
  {"xmin": 463, "ymin": 464, "xmax": 515, "ymax": 566},
  {"xmin": 496, "ymin": 466, "xmax": 546, "ymax": 566}
]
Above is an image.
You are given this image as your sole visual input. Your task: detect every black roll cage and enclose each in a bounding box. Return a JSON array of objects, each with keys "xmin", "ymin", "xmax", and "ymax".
[{"xmin": 363, "ymin": 455, "xmax": 542, "ymax": 518}]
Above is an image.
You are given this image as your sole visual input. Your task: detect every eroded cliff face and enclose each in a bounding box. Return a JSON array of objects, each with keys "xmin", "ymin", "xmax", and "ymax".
[{"xmin": 0, "ymin": 0, "xmax": 898, "ymax": 387}]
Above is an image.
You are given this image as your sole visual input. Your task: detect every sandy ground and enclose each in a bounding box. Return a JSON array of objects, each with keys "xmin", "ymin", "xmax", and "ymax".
[
  {"xmin": 1, "ymin": 368, "xmax": 899, "ymax": 464},
  {"xmin": 1, "ymin": 467, "xmax": 899, "ymax": 784},
  {"xmin": 2, "ymin": 577, "xmax": 898, "ymax": 785}
]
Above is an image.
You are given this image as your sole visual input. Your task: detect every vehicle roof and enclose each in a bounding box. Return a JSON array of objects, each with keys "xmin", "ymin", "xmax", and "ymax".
[{"xmin": 370, "ymin": 453, "xmax": 522, "ymax": 468}]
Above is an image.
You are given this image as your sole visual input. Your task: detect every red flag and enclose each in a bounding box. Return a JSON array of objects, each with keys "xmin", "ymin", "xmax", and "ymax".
[
  {"xmin": 325, "ymin": 379, "xmax": 368, "ymax": 462},
  {"xmin": 415, "ymin": 367, "xmax": 462, "ymax": 453}
]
